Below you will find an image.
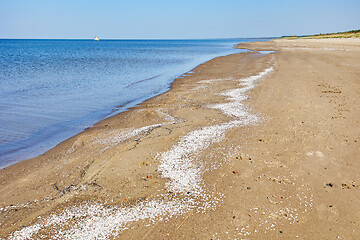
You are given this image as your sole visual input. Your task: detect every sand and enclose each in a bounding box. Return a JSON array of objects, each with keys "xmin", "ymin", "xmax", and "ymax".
[{"xmin": 1, "ymin": 38, "xmax": 360, "ymax": 239}]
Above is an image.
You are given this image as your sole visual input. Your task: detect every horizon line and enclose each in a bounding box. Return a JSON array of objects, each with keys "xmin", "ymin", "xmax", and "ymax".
[{"xmin": 0, "ymin": 37, "xmax": 277, "ymax": 40}]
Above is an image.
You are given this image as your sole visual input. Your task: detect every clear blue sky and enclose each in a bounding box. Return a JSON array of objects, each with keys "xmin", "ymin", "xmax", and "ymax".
[{"xmin": 1, "ymin": 0, "xmax": 359, "ymax": 39}]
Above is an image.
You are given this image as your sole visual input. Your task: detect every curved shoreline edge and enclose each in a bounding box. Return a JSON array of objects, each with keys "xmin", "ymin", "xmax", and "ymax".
[{"xmin": 0, "ymin": 44, "xmax": 249, "ymax": 170}]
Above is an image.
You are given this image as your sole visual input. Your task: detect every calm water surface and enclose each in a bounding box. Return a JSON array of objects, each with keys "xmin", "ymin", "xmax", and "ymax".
[{"xmin": 0, "ymin": 38, "xmax": 261, "ymax": 168}]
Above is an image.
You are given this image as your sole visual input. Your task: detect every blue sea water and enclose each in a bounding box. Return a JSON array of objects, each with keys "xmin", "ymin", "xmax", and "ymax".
[{"xmin": 0, "ymin": 38, "xmax": 260, "ymax": 168}]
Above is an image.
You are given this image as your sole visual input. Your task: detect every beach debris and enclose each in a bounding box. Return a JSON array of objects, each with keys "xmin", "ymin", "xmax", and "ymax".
[
  {"xmin": 232, "ymin": 170, "xmax": 237, "ymax": 174},
  {"xmin": 306, "ymin": 151, "xmax": 324, "ymax": 157},
  {"xmin": 210, "ymin": 66, "xmax": 273, "ymax": 120},
  {"xmin": 98, "ymin": 123, "xmax": 163, "ymax": 148}
]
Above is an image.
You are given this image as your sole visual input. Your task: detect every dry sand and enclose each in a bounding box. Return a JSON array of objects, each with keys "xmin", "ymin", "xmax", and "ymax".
[{"xmin": 1, "ymin": 38, "xmax": 360, "ymax": 239}]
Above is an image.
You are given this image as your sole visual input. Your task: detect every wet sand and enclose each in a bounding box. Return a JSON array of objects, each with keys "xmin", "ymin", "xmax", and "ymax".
[{"xmin": 1, "ymin": 38, "xmax": 360, "ymax": 239}]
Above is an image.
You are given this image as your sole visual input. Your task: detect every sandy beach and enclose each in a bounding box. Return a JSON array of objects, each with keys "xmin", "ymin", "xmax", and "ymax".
[{"xmin": 1, "ymin": 38, "xmax": 360, "ymax": 239}]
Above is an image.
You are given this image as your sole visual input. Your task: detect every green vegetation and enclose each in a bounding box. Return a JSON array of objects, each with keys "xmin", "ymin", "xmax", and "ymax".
[{"xmin": 281, "ymin": 30, "xmax": 360, "ymax": 39}]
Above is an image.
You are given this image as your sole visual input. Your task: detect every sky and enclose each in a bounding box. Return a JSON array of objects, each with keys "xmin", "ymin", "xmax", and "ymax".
[{"xmin": 0, "ymin": 0, "xmax": 359, "ymax": 39}]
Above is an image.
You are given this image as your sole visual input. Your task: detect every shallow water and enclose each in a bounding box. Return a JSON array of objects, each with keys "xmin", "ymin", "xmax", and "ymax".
[{"xmin": 0, "ymin": 38, "xmax": 262, "ymax": 168}]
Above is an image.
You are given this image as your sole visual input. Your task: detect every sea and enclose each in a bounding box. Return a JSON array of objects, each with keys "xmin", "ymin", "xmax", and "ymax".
[{"xmin": 0, "ymin": 38, "xmax": 262, "ymax": 168}]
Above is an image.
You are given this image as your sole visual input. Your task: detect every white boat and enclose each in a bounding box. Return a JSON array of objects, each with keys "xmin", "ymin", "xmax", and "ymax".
[{"xmin": 94, "ymin": 36, "xmax": 99, "ymax": 41}]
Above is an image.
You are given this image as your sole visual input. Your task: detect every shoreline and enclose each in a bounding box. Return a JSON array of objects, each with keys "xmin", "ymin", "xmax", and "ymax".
[
  {"xmin": 0, "ymin": 49, "xmax": 258, "ymax": 172},
  {"xmin": 1, "ymin": 38, "xmax": 360, "ymax": 239},
  {"xmin": 0, "ymin": 42, "xmax": 249, "ymax": 169}
]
